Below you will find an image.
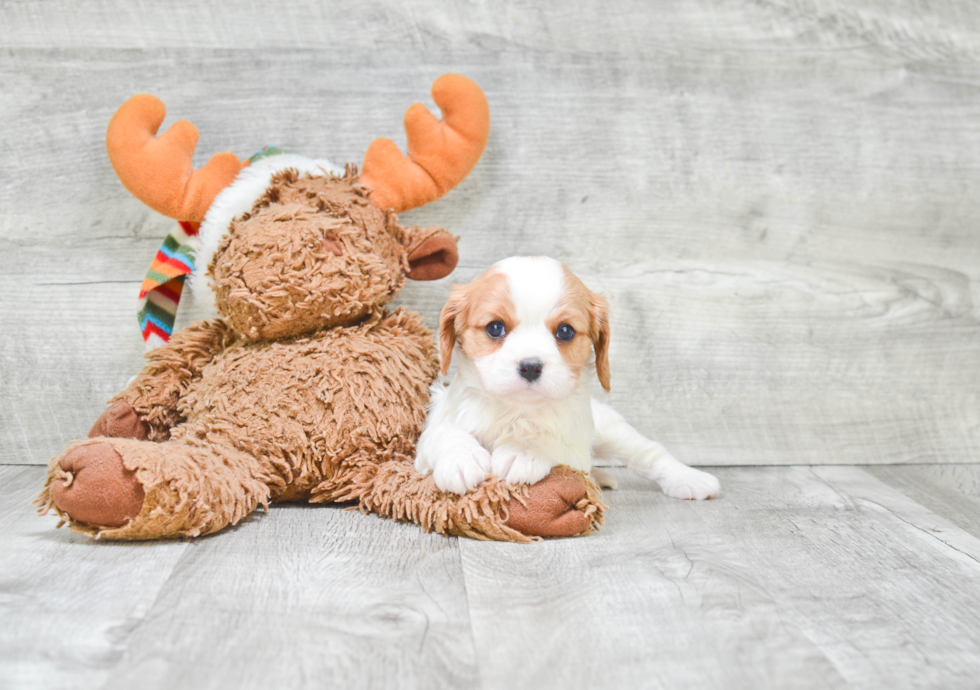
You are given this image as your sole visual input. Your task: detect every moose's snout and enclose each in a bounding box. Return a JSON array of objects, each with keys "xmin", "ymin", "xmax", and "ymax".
[{"xmin": 518, "ymin": 359, "xmax": 543, "ymax": 383}]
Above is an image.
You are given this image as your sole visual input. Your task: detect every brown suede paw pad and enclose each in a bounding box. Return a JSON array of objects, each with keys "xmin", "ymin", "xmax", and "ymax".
[
  {"xmin": 88, "ymin": 400, "xmax": 150, "ymax": 441},
  {"xmin": 51, "ymin": 443, "xmax": 145, "ymax": 528},
  {"xmin": 503, "ymin": 466, "xmax": 594, "ymax": 538}
]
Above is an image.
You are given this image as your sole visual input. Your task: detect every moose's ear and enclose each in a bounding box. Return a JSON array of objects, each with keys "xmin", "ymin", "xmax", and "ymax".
[{"xmin": 404, "ymin": 227, "xmax": 459, "ymax": 281}]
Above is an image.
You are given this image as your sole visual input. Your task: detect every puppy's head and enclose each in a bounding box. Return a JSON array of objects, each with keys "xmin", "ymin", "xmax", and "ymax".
[{"xmin": 439, "ymin": 256, "xmax": 610, "ymax": 399}]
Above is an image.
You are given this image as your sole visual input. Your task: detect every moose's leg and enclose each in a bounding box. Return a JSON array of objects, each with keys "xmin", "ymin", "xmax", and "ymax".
[
  {"xmin": 110, "ymin": 320, "xmax": 234, "ymax": 441},
  {"xmin": 315, "ymin": 453, "xmax": 605, "ymax": 543},
  {"xmin": 36, "ymin": 437, "xmax": 277, "ymax": 539},
  {"xmin": 46, "ymin": 443, "xmax": 145, "ymax": 528},
  {"xmin": 34, "ymin": 402, "xmax": 153, "ymax": 528}
]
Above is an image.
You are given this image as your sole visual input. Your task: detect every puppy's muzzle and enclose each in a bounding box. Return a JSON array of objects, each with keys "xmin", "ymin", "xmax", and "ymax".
[{"xmin": 518, "ymin": 359, "xmax": 543, "ymax": 383}]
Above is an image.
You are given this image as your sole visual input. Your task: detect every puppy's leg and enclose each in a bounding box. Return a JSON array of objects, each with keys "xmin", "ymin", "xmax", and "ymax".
[
  {"xmin": 415, "ymin": 423, "xmax": 492, "ymax": 495},
  {"xmin": 590, "ymin": 467, "xmax": 619, "ymax": 490},
  {"xmin": 591, "ymin": 399, "xmax": 720, "ymax": 500}
]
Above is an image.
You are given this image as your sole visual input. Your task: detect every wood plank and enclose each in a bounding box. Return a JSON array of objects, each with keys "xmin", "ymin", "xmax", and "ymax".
[
  {"xmin": 0, "ymin": 466, "xmax": 190, "ymax": 690},
  {"xmin": 3, "ymin": 0, "xmax": 980, "ymax": 56},
  {"xmin": 459, "ymin": 466, "xmax": 980, "ymax": 689},
  {"xmin": 3, "ymin": 1, "xmax": 980, "ymax": 467},
  {"xmin": 9, "ymin": 463, "xmax": 980, "ymax": 688},
  {"xmin": 97, "ymin": 501, "xmax": 479, "ymax": 690},
  {"xmin": 579, "ymin": 263, "xmax": 980, "ymax": 467},
  {"xmin": 3, "ymin": 47, "xmax": 979, "ymax": 467},
  {"xmin": 812, "ymin": 465, "xmax": 980, "ymax": 563},
  {"xmin": 864, "ymin": 464, "xmax": 980, "ymax": 535}
]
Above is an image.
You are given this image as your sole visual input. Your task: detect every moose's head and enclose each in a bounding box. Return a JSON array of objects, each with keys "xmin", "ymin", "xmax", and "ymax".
[{"xmin": 107, "ymin": 75, "xmax": 489, "ymax": 342}]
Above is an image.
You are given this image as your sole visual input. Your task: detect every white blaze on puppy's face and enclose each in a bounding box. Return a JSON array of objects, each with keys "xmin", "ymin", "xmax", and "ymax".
[{"xmin": 440, "ymin": 256, "xmax": 609, "ymax": 400}]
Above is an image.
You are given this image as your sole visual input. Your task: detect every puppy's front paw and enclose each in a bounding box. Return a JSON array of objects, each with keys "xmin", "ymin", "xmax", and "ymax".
[
  {"xmin": 659, "ymin": 465, "xmax": 720, "ymax": 500},
  {"xmin": 416, "ymin": 432, "xmax": 492, "ymax": 495},
  {"xmin": 591, "ymin": 467, "xmax": 619, "ymax": 490},
  {"xmin": 491, "ymin": 445, "xmax": 552, "ymax": 486}
]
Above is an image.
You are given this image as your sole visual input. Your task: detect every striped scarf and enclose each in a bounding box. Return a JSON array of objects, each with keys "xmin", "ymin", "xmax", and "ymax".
[
  {"xmin": 136, "ymin": 146, "xmax": 286, "ymax": 348},
  {"xmin": 138, "ymin": 220, "xmax": 198, "ymax": 348}
]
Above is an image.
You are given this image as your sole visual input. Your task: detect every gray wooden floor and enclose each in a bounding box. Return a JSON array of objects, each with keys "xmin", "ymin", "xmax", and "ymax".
[
  {"xmin": 4, "ymin": 463, "xmax": 980, "ymax": 689},
  {"xmin": 4, "ymin": 1, "xmax": 980, "ymax": 688}
]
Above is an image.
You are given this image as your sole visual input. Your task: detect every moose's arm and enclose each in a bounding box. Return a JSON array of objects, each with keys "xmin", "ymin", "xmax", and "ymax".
[{"xmin": 108, "ymin": 320, "xmax": 235, "ymax": 440}]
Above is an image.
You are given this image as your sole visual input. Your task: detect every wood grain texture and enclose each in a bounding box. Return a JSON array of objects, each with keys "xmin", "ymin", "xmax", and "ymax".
[
  {"xmin": 9, "ymin": 464, "xmax": 980, "ymax": 688},
  {"xmin": 4, "ymin": 0, "xmax": 980, "ymax": 57},
  {"xmin": 459, "ymin": 466, "xmax": 980, "ymax": 689},
  {"xmin": 0, "ymin": 466, "xmax": 478, "ymax": 690},
  {"xmin": 0, "ymin": 466, "xmax": 191, "ymax": 690},
  {"xmin": 866, "ymin": 463, "xmax": 980, "ymax": 534},
  {"xmin": 1, "ymin": 0, "xmax": 979, "ymax": 466},
  {"xmin": 97, "ymin": 506, "xmax": 479, "ymax": 690}
]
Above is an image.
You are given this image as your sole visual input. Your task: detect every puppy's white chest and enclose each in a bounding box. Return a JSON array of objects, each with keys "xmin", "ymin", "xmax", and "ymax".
[{"xmin": 468, "ymin": 395, "xmax": 595, "ymax": 473}]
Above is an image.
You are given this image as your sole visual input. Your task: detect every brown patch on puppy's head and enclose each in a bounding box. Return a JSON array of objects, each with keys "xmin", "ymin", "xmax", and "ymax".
[
  {"xmin": 547, "ymin": 266, "xmax": 610, "ymax": 392},
  {"xmin": 439, "ymin": 268, "xmax": 515, "ymax": 375}
]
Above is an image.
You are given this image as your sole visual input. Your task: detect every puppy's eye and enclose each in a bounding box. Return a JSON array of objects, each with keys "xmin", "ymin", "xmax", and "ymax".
[
  {"xmin": 556, "ymin": 324, "xmax": 576, "ymax": 342},
  {"xmin": 485, "ymin": 321, "xmax": 507, "ymax": 339}
]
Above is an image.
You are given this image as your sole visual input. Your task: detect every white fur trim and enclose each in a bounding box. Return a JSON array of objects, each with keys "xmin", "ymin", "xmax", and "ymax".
[{"xmin": 190, "ymin": 153, "xmax": 343, "ymax": 312}]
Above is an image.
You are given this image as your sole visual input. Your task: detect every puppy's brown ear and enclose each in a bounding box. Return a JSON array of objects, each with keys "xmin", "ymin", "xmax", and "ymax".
[
  {"xmin": 590, "ymin": 293, "xmax": 611, "ymax": 392},
  {"xmin": 439, "ymin": 285, "xmax": 468, "ymax": 375}
]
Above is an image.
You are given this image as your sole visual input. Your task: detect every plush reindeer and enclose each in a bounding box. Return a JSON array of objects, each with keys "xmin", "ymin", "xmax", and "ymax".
[{"xmin": 36, "ymin": 74, "xmax": 605, "ymax": 542}]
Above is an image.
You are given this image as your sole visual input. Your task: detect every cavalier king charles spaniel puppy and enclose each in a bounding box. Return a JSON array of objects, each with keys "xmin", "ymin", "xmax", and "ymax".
[{"xmin": 415, "ymin": 256, "xmax": 720, "ymax": 499}]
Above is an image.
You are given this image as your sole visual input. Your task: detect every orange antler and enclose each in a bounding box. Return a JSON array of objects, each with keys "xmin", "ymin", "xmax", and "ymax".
[
  {"xmin": 360, "ymin": 74, "xmax": 490, "ymax": 213},
  {"xmin": 106, "ymin": 94, "xmax": 242, "ymax": 222}
]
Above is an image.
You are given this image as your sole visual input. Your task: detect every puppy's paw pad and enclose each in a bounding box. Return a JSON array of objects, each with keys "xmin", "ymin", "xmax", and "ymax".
[{"xmin": 660, "ymin": 468, "xmax": 720, "ymax": 500}]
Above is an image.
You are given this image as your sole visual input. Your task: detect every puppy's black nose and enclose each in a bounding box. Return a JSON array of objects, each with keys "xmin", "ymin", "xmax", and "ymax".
[{"xmin": 518, "ymin": 359, "xmax": 543, "ymax": 383}]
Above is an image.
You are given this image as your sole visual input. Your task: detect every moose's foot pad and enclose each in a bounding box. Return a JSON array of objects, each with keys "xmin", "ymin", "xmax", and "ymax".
[
  {"xmin": 88, "ymin": 400, "xmax": 150, "ymax": 440},
  {"xmin": 51, "ymin": 443, "xmax": 145, "ymax": 528},
  {"xmin": 504, "ymin": 466, "xmax": 596, "ymax": 538}
]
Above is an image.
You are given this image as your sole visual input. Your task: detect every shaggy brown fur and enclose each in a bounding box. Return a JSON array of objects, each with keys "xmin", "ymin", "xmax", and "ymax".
[
  {"xmin": 36, "ymin": 171, "xmax": 605, "ymax": 541},
  {"xmin": 212, "ymin": 170, "xmax": 410, "ymax": 340}
]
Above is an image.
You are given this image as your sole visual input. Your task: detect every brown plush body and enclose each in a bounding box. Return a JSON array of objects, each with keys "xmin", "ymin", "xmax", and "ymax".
[{"xmin": 37, "ymin": 171, "xmax": 605, "ymax": 541}]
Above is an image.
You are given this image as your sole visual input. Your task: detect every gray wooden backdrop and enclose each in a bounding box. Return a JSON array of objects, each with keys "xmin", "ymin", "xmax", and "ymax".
[{"xmin": 2, "ymin": 0, "xmax": 978, "ymax": 467}]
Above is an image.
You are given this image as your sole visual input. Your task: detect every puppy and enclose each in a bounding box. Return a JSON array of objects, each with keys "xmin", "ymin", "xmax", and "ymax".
[{"xmin": 414, "ymin": 256, "xmax": 720, "ymax": 500}]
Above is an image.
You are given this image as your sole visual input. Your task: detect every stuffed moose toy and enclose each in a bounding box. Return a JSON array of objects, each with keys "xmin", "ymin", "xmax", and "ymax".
[{"xmin": 36, "ymin": 74, "xmax": 605, "ymax": 542}]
